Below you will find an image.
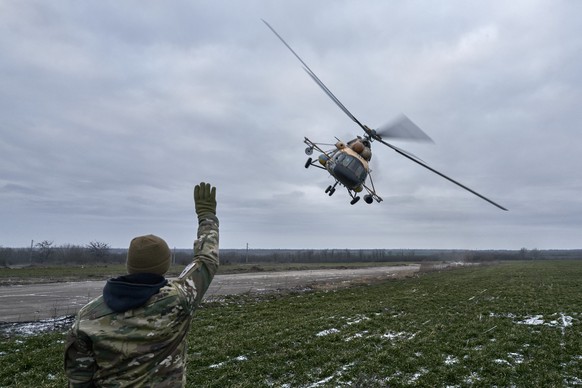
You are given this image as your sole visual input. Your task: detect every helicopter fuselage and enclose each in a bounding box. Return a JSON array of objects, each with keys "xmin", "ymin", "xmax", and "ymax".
[
  {"xmin": 321, "ymin": 144, "xmax": 369, "ymax": 191},
  {"xmin": 304, "ymin": 136, "xmax": 382, "ymax": 204}
]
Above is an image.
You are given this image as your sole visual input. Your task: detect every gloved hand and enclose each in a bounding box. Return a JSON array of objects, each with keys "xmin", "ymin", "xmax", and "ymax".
[{"xmin": 194, "ymin": 182, "xmax": 217, "ymax": 217}]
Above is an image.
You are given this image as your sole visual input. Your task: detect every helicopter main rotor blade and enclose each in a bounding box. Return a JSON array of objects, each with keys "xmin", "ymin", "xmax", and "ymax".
[
  {"xmin": 262, "ymin": 19, "xmax": 371, "ymax": 135},
  {"xmin": 376, "ymin": 138, "xmax": 508, "ymax": 211},
  {"xmin": 375, "ymin": 114, "xmax": 434, "ymax": 143},
  {"xmin": 302, "ymin": 68, "xmax": 367, "ymax": 131}
]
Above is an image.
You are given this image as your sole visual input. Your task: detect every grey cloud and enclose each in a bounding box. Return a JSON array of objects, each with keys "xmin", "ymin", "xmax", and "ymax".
[{"xmin": 1, "ymin": 1, "xmax": 581, "ymax": 249}]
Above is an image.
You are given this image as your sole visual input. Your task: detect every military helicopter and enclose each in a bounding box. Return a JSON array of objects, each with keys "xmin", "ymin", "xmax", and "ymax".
[{"xmin": 263, "ymin": 20, "xmax": 507, "ymax": 211}]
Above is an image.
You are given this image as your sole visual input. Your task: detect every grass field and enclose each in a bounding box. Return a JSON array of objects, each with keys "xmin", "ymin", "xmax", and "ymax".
[{"xmin": 1, "ymin": 260, "xmax": 581, "ymax": 386}]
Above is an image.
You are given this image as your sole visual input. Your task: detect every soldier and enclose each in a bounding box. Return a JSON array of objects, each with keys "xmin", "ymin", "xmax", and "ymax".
[{"xmin": 64, "ymin": 182, "xmax": 219, "ymax": 387}]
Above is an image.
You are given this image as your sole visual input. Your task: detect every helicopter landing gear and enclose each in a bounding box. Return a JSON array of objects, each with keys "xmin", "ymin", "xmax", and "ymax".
[
  {"xmin": 325, "ymin": 186, "xmax": 336, "ymax": 196},
  {"xmin": 364, "ymin": 194, "xmax": 374, "ymax": 204},
  {"xmin": 347, "ymin": 188, "xmax": 361, "ymax": 205},
  {"xmin": 305, "ymin": 147, "xmax": 314, "ymax": 155},
  {"xmin": 305, "ymin": 158, "xmax": 312, "ymax": 168},
  {"xmin": 325, "ymin": 182, "xmax": 338, "ymax": 196}
]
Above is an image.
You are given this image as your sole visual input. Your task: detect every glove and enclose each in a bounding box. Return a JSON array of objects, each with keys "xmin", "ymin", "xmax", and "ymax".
[{"xmin": 194, "ymin": 182, "xmax": 217, "ymax": 217}]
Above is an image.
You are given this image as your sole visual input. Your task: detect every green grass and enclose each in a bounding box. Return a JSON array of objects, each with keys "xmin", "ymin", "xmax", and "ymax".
[{"xmin": 1, "ymin": 260, "xmax": 582, "ymax": 386}]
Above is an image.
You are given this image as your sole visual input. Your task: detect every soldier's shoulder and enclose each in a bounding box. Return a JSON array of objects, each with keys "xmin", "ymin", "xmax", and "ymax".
[
  {"xmin": 77, "ymin": 283, "xmax": 187, "ymax": 322},
  {"xmin": 77, "ymin": 295, "xmax": 111, "ymax": 320},
  {"xmin": 164, "ymin": 279, "xmax": 193, "ymax": 298}
]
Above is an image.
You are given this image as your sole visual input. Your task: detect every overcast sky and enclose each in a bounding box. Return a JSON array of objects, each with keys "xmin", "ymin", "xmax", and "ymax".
[{"xmin": 1, "ymin": 1, "xmax": 581, "ymax": 250}]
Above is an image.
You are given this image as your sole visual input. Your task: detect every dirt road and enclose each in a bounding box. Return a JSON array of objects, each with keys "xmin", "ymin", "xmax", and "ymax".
[{"xmin": 0, "ymin": 265, "xmax": 418, "ymax": 322}]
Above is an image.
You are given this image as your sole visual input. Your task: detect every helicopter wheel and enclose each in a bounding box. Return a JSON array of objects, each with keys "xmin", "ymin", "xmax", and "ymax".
[
  {"xmin": 305, "ymin": 158, "xmax": 312, "ymax": 168},
  {"xmin": 305, "ymin": 147, "xmax": 314, "ymax": 155},
  {"xmin": 350, "ymin": 196, "xmax": 360, "ymax": 205},
  {"xmin": 364, "ymin": 194, "xmax": 374, "ymax": 204},
  {"xmin": 326, "ymin": 186, "xmax": 336, "ymax": 196}
]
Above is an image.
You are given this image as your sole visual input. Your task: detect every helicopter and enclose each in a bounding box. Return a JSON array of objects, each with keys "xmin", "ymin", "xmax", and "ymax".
[{"xmin": 263, "ymin": 20, "xmax": 507, "ymax": 211}]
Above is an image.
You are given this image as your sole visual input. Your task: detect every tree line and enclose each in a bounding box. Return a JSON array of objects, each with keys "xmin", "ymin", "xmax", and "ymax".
[
  {"xmin": 0, "ymin": 241, "xmax": 121, "ymax": 267},
  {"xmin": 1, "ymin": 242, "xmax": 580, "ymax": 268}
]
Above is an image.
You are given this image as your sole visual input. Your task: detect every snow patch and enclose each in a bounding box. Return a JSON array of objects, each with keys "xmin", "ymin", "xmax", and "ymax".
[
  {"xmin": 489, "ymin": 312, "xmax": 516, "ymax": 319},
  {"xmin": 306, "ymin": 363, "xmax": 354, "ymax": 387},
  {"xmin": 491, "ymin": 312, "xmax": 576, "ymax": 335},
  {"xmin": 346, "ymin": 315, "xmax": 370, "ymax": 325},
  {"xmin": 408, "ymin": 367, "xmax": 428, "ymax": 384},
  {"xmin": 344, "ymin": 330, "xmax": 368, "ymax": 341},
  {"xmin": 316, "ymin": 328, "xmax": 340, "ymax": 337},
  {"xmin": 382, "ymin": 331, "xmax": 416, "ymax": 341},
  {"xmin": 464, "ymin": 372, "xmax": 481, "ymax": 384},
  {"xmin": 0, "ymin": 316, "xmax": 74, "ymax": 337},
  {"xmin": 444, "ymin": 355, "xmax": 459, "ymax": 365},
  {"xmin": 517, "ymin": 313, "xmax": 574, "ymax": 334},
  {"xmin": 518, "ymin": 315, "xmax": 544, "ymax": 325},
  {"xmin": 209, "ymin": 354, "xmax": 248, "ymax": 369}
]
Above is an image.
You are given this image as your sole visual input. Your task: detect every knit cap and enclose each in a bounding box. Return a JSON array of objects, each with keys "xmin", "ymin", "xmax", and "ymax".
[{"xmin": 126, "ymin": 234, "xmax": 171, "ymax": 275}]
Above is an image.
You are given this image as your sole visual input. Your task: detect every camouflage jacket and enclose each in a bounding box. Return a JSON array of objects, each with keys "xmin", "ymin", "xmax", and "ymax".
[{"xmin": 64, "ymin": 214, "xmax": 219, "ymax": 387}]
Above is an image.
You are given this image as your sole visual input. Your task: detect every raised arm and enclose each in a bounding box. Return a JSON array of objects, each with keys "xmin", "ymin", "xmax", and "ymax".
[{"xmin": 176, "ymin": 182, "xmax": 219, "ymax": 305}]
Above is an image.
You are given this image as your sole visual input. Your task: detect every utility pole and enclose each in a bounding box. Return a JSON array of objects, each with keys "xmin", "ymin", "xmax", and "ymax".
[
  {"xmin": 29, "ymin": 240, "xmax": 34, "ymax": 265},
  {"xmin": 245, "ymin": 243, "xmax": 249, "ymax": 264}
]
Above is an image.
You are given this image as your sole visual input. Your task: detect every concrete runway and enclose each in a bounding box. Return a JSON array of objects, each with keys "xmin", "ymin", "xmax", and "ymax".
[{"xmin": 0, "ymin": 265, "xmax": 418, "ymax": 322}]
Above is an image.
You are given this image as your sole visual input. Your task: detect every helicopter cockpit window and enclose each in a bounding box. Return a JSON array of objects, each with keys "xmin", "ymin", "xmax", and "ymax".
[
  {"xmin": 346, "ymin": 154, "xmax": 358, "ymax": 167},
  {"xmin": 342, "ymin": 156, "xmax": 352, "ymax": 168},
  {"xmin": 334, "ymin": 153, "xmax": 367, "ymax": 181},
  {"xmin": 354, "ymin": 164, "xmax": 365, "ymax": 180}
]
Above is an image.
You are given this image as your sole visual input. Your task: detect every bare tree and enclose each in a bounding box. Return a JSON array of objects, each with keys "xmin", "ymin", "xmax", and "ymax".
[
  {"xmin": 35, "ymin": 240, "xmax": 54, "ymax": 264},
  {"xmin": 86, "ymin": 241, "xmax": 111, "ymax": 262}
]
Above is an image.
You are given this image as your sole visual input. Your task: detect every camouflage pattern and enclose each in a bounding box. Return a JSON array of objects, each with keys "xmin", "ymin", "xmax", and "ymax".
[{"xmin": 64, "ymin": 214, "xmax": 219, "ymax": 387}]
